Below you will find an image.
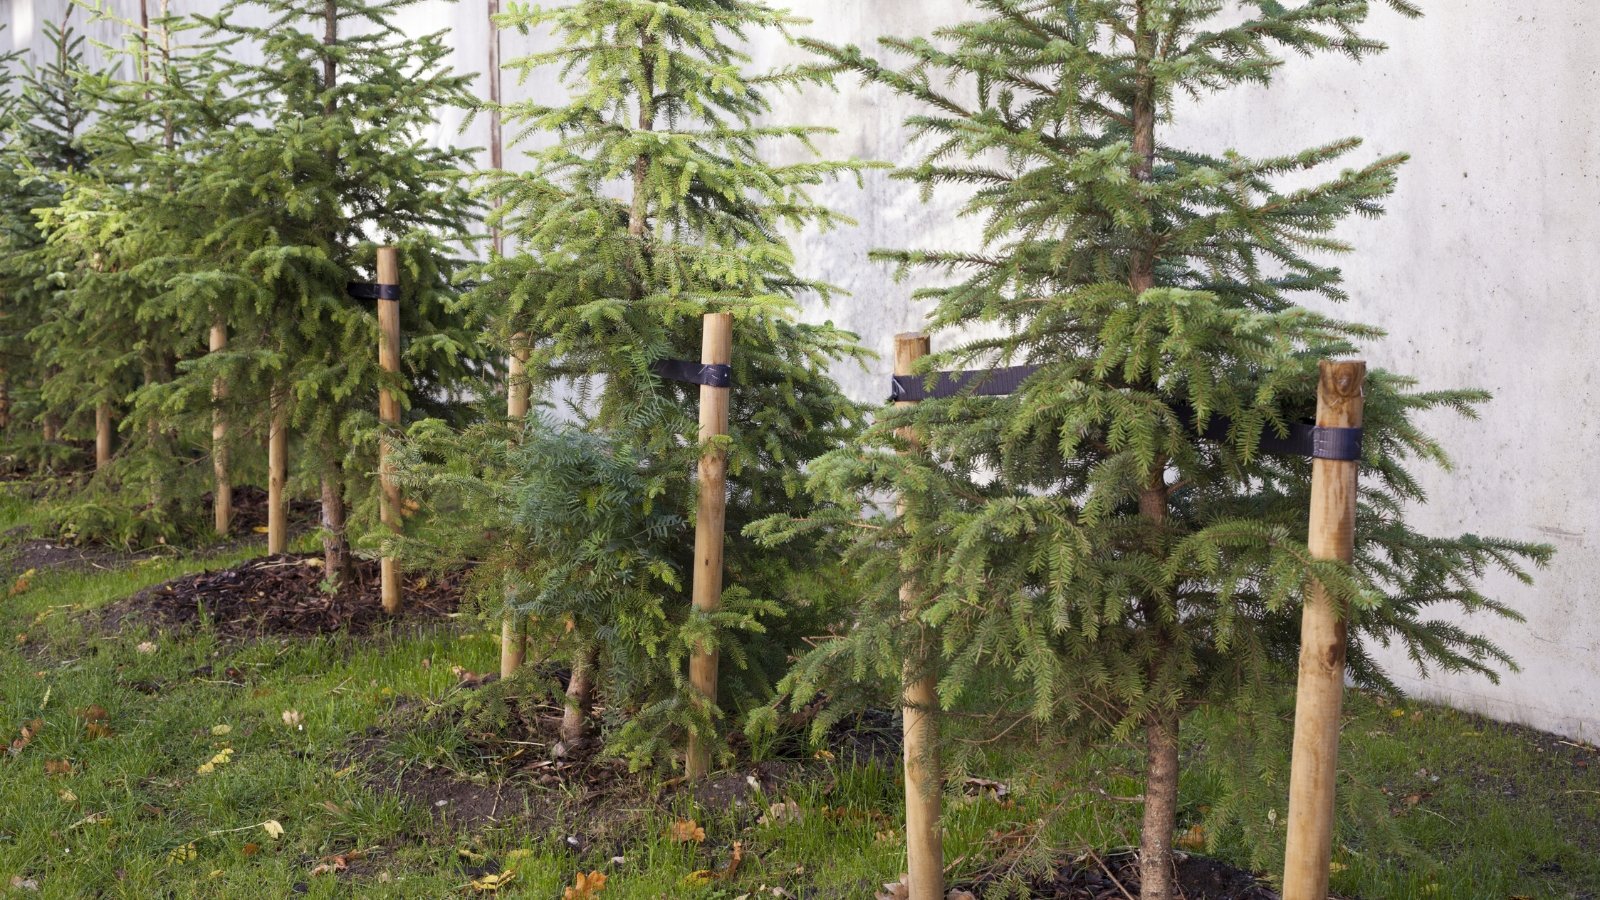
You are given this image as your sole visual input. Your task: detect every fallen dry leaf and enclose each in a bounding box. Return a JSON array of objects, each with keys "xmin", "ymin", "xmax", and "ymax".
[
  {"xmin": 135, "ymin": 641, "xmax": 158, "ymax": 654},
  {"xmin": 1177, "ymin": 823, "xmax": 1207, "ymax": 850},
  {"xmin": 281, "ymin": 710, "xmax": 303, "ymax": 728},
  {"xmin": 241, "ymin": 843, "xmax": 260, "ymax": 857},
  {"xmin": 668, "ymin": 818, "xmax": 706, "ymax": 844},
  {"xmin": 758, "ymin": 799, "xmax": 803, "ymax": 827},
  {"xmin": 211, "ymin": 724, "xmax": 232, "ymax": 737},
  {"xmin": 168, "ymin": 843, "xmax": 198, "ymax": 864},
  {"xmin": 9, "ymin": 718, "xmax": 43, "ymax": 754},
  {"xmin": 947, "ymin": 891, "xmax": 978, "ymax": 900},
  {"xmin": 262, "ymin": 820, "xmax": 284, "ymax": 840},
  {"xmin": 8, "ymin": 875, "xmax": 39, "ymax": 891},
  {"xmin": 875, "ymin": 876, "xmax": 910, "ymax": 900},
  {"xmin": 10, "ymin": 568, "xmax": 37, "ymax": 596},
  {"xmin": 562, "ymin": 870, "xmax": 607, "ymax": 899},
  {"xmin": 44, "ymin": 759, "xmax": 73, "ymax": 776},
  {"xmin": 471, "ymin": 869, "xmax": 517, "ymax": 893},
  {"xmin": 962, "ymin": 776, "xmax": 1009, "ymax": 799}
]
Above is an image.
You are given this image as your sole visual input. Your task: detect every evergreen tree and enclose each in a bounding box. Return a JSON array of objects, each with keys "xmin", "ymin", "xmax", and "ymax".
[
  {"xmin": 27, "ymin": 4, "xmax": 251, "ymax": 544},
  {"xmin": 752, "ymin": 2, "xmax": 1551, "ymax": 895},
  {"xmin": 396, "ymin": 0, "xmax": 872, "ymax": 768},
  {"xmin": 139, "ymin": 0, "xmax": 486, "ymax": 583},
  {"xmin": 0, "ymin": 17, "xmax": 100, "ymax": 464}
]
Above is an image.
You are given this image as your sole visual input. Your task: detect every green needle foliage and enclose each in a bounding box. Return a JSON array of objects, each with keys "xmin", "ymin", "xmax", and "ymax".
[
  {"xmin": 0, "ymin": 17, "xmax": 99, "ymax": 469},
  {"xmin": 136, "ymin": 0, "xmax": 486, "ymax": 581},
  {"xmin": 749, "ymin": 1, "xmax": 1552, "ymax": 891},
  {"xmin": 396, "ymin": 0, "xmax": 874, "ymax": 770},
  {"xmin": 27, "ymin": 6, "xmax": 255, "ymax": 546}
]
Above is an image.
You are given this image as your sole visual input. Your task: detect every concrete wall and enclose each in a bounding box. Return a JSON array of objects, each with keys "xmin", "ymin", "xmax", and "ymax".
[{"xmin": 5, "ymin": 1, "xmax": 1593, "ymax": 740}]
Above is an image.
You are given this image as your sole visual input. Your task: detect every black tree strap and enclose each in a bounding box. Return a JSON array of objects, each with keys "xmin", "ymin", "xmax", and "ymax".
[
  {"xmin": 653, "ymin": 359, "xmax": 732, "ymax": 388},
  {"xmin": 889, "ymin": 364, "xmax": 1041, "ymax": 402},
  {"xmin": 889, "ymin": 368, "xmax": 1363, "ymax": 461},
  {"xmin": 1182, "ymin": 405, "xmax": 1363, "ymax": 461},
  {"xmin": 347, "ymin": 282, "xmax": 400, "ymax": 301}
]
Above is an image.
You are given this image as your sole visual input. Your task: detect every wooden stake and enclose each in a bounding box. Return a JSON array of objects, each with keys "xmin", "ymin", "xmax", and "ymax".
[
  {"xmin": 210, "ymin": 322, "xmax": 232, "ymax": 535},
  {"xmin": 94, "ymin": 402, "xmax": 113, "ymax": 471},
  {"xmin": 1282, "ymin": 359, "xmax": 1366, "ymax": 900},
  {"xmin": 684, "ymin": 312, "xmax": 732, "ymax": 781},
  {"xmin": 894, "ymin": 333, "xmax": 943, "ymax": 900},
  {"xmin": 499, "ymin": 336, "xmax": 531, "ymax": 678},
  {"xmin": 267, "ymin": 387, "xmax": 288, "ymax": 555},
  {"xmin": 376, "ymin": 247, "xmax": 403, "ymax": 615}
]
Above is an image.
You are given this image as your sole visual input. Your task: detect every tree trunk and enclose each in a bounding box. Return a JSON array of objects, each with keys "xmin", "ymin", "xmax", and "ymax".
[
  {"xmin": 0, "ymin": 372, "xmax": 11, "ymax": 429},
  {"xmin": 320, "ymin": 464, "xmax": 351, "ymax": 592},
  {"xmin": 1139, "ymin": 705, "xmax": 1181, "ymax": 899},
  {"xmin": 558, "ymin": 646, "xmax": 599, "ymax": 749}
]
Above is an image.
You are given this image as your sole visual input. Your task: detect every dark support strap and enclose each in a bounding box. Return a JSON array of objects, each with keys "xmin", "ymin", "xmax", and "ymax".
[
  {"xmin": 348, "ymin": 282, "xmax": 400, "ymax": 301},
  {"xmin": 653, "ymin": 359, "xmax": 732, "ymax": 388},
  {"xmin": 890, "ymin": 364, "xmax": 1040, "ymax": 402},
  {"xmin": 888, "ymin": 370, "xmax": 1364, "ymax": 461},
  {"xmin": 1181, "ymin": 404, "xmax": 1363, "ymax": 461}
]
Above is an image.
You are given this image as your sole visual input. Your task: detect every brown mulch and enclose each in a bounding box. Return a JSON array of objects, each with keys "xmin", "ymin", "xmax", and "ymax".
[
  {"xmin": 975, "ymin": 850, "xmax": 1279, "ymax": 899},
  {"xmin": 99, "ymin": 553, "xmax": 463, "ymax": 639}
]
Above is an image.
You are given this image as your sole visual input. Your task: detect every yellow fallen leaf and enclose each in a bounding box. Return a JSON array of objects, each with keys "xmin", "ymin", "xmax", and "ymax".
[
  {"xmin": 562, "ymin": 870, "xmax": 607, "ymax": 899},
  {"xmin": 281, "ymin": 710, "xmax": 303, "ymax": 727},
  {"xmin": 1176, "ymin": 823, "xmax": 1207, "ymax": 850},
  {"xmin": 262, "ymin": 820, "xmax": 284, "ymax": 840},
  {"xmin": 168, "ymin": 843, "xmax": 197, "ymax": 864},
  {"xmin": 506, "ymin": 849, "xmax": 532, "ymax": 860},
  {"xmin": 471, "ymin": 869, "xmax": 517, "ymax": 893},
  {"xmin": 211, "ymin": 725, "xmax": 232, "ymax": 736},
  {"xmin": 136, "ymin": 641, "xmax": 158, "ymax": 654},
  {"xmin": 58, "ymin": 789, "xmax": 77, "ymax": 804},
  {"xmin": 252, "ymin": 526, "xmax": 269, "ymax": 534}
]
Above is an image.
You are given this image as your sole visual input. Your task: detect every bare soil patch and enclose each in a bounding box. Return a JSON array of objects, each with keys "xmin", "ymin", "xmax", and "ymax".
[{"xmin": 99, "ymin": 553, "xmax": 463, "ymax": 639}]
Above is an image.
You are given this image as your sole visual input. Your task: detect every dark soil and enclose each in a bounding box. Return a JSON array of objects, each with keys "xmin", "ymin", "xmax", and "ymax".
[
  {"xmin": 974, "ymin": 850, "xmax": 1279, "ymax": 899},
  {"xmin": 99, "ymin": 553, "xmax": 463, "ymax": 639},
  {"xmin": 206, "ymin": 486, "xmax": 320, "ymax": 535},
  {"xmin": 3, "ymin": 531, "xmax": 160, "ymax": 576}
]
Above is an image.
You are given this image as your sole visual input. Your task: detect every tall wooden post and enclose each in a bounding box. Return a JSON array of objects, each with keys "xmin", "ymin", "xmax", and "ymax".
[
  {"xmin": 488, "ymin": 0, "xmax": 527, "ymax": 678},
  {"xmin": 376, "ymin": 247, "xmax": 403, "ymax": 615},
  {"xmin": 210, "ymin": 322, "xmax": 232, "ymax": 535},
  {"xmin": 1282, "ymin": 360, "xmax": 1366, "ymax": 900},
  {"xmin": 94, "ymin": 403, "xmax": 113, "ymax": 470},
  {"xmin": 894, "ymin": 333, "xmax": 943, "ymax": 900},
  {"xmin": 267, "ymin": 388, "xmax": 288, "ymax": 555},
  {"xmin": 499, "ymin": 339, "xmax": 531, "ymax": 678},
  {"xmin": 684, "ymin": 312, "xmax": 732, "ymax": 780}
]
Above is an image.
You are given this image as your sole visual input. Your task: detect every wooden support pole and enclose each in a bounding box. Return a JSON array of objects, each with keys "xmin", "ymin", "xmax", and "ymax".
[
  {"xmin": 94, "ymin": 403, "xmax": 113, "ymax": 471},
  {"xmin": 267, "ymin": 387, "xmax": 288, "ymax": 555},
  {"xmin": 1282, "ymin": 359, "xmax": 1366, "ymax": 900},
  {"xmin": 499, "ymin": 336, "xmax": 531, "ymax": 678},
  {"xmin": 684, "ymin": 312, "xmax": 732, "ymax": 781},
  {"xmin": 376, "ymin": 247, "xmax": 403, "ymax": 615},
  {"xmin": 894, "ymin": 333, "xmax": 943, "ymax": 900},
  {"xmin": 210, "ymin": 322, "xmax": 232, "ymax": 535}
]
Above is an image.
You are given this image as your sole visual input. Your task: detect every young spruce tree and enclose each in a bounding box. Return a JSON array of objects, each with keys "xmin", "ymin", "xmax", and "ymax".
[
  {"xmin": 0, "ymin": 18, "xmax": 99, "ymax": 464},
  {"xmin": 29, "ymin": 5, "xmax": 250, "ymax": 544},
  {"xmin": 393, "ymin": 0, "xmax": 871, "ymax": 768},
  {"xmin": 142, "ymin": 0, "xmax": 485, "ymax": 585},
  {"xmin": 752, "ymin": 2, "xmax": 1551, "ymax": 895}
]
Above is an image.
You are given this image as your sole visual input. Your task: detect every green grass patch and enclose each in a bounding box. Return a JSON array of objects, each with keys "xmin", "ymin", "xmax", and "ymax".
[{"xmin": 0, "ymin": 506, "xmax": 1594, "ymax": 898}]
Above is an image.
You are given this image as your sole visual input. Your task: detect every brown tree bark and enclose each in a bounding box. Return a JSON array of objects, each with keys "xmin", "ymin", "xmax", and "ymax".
[
  {"xmin": 1129, "ymin": 6, "xmax": 1178, "ymax": 897},
  {"xmin": 558, "ymin": 646, "xmax": 599, "ymax": 749},
  {"xmin": 320, "ymin": 464, "xmax": 351, "ymax": 592}
]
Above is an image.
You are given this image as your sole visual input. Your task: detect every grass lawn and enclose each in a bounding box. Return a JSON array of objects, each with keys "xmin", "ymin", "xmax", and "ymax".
[{"xmin": 0, "ymin": 487, "xmax": 1596, "ymax": 899}]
